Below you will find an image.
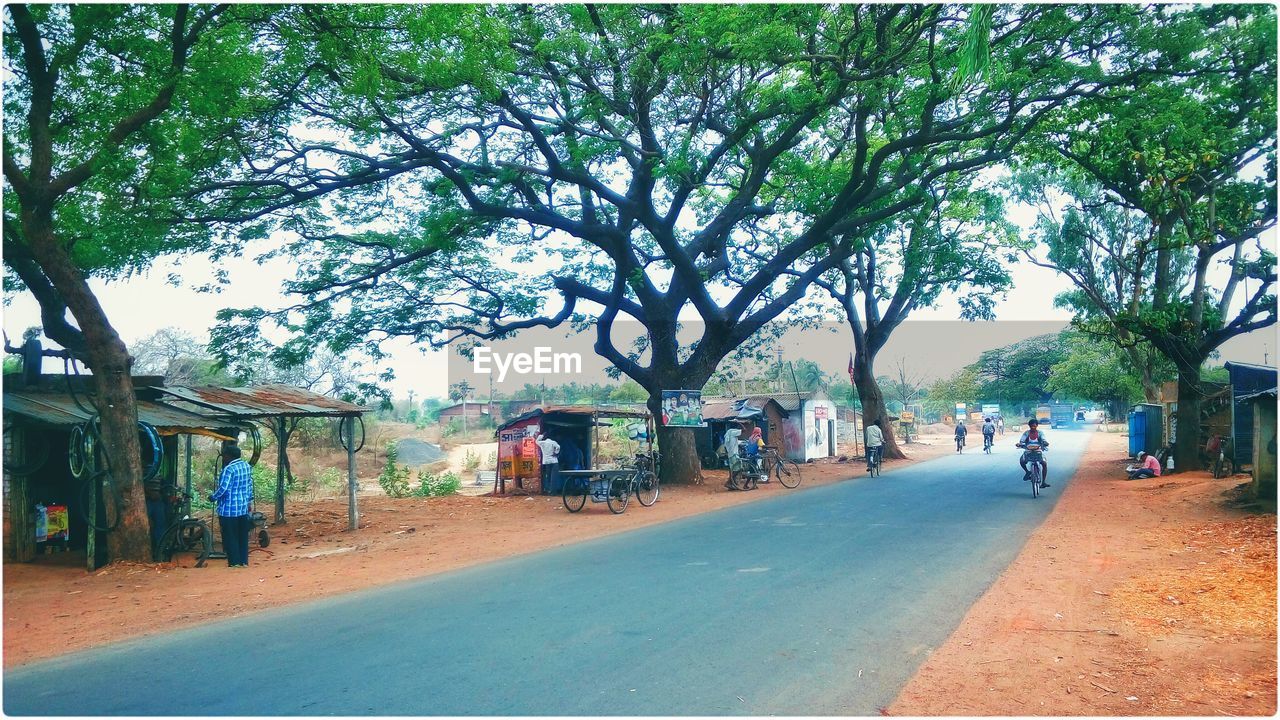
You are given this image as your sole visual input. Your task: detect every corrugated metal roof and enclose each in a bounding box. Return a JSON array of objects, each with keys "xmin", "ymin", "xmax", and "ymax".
[
  {"xmin": 702, "ymin": 400, "xmax": 766, "ymax": 421},
  {"xmin": 4, "ymin": 391, "xmax": 234, "ymax": 433},
  {"xmin": 496, "ymin": 404, "xmax": 650, "ymax": 432},
  {"xmin": 159, "ymin": 384, "xmax": 367, "ymax": 418},
  {"xmin": 704, "ymin": 393, "xmax": 803, "ymax": 412}
]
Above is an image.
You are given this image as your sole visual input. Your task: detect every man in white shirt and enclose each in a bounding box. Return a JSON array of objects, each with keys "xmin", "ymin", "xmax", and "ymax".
[
  {"xmin": 536, "ymin": 433, "xmax": 560, "ymax": 493},
  {"xmin": 865, "ymin": 423, "xmax": 884, "ymax": 472}
]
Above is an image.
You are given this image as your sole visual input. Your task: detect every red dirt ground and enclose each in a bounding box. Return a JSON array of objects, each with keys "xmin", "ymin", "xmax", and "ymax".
[{"xmin": 889, "ymin": 430, "xmax": 1276, "ymax": 716}]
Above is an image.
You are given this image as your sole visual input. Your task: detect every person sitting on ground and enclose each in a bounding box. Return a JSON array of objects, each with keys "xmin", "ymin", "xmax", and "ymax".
[
  {"xmin": 1126, "ymin": 451, "xmax": 1161, "ymax": 479},
  {"xmin": 865, "ymin": 422, "xmax": 884, "ymax": 472},
  {"xmin": 1016, "ymin": 419, "xmax": 1050, "ymax": 487}
]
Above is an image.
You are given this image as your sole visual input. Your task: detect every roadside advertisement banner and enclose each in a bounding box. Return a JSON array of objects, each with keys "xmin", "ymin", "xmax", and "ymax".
[{"xmin": 661, "ymin": 390, "xmax": 704, "ymax": 427}]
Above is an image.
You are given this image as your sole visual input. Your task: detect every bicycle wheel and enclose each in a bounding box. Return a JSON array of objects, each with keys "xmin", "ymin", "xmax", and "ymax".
[
  {"xmin": 775, "ymin": 458, "xmax": 802, "ymax": 488},
  {"xmin": 562, "ymin": 477, "xmax": 587, "ymax": 513},
  {"xmin": 158, "ymin": 519, "xmax": 213, "ymax": 567},
  {"xmin": 872, "ymin": 455, "xmax": 881, "ymax": 477},
  {"xmin": 635, "ymin": 471, "xmax": 660, "ymax": 506},
  {"xmin": 607, "ymin": 477, "xmax": 631, "ymax": 514}
]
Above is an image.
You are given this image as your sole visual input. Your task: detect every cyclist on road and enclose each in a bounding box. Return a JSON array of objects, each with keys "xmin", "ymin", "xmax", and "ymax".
[
  {"xmin": 954, "ymin": 420, "xmax": 968, "ymax": 452},
  {"xmin": 865, "ymin": 422, "xmax": 884, "ymax": 472},
  {"xmin": 1016, "ymin": 419, "xmax": 1050, "ymax": 487},
  {"xmin": 981, "ymin": 417, "xmax": 996, "ymax": 451}
]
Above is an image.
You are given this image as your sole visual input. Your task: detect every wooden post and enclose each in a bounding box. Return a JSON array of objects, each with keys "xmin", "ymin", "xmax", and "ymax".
[
  {"xmin": 346, "ymin": 415, "xmax": 359, "ymax": 530},
  {"xmin": 275, "ymin": 416, "xmax": 286, "ymax": 524},
  {"xmin": 9, "ymin": 425, "xmax": 35, "ymax": 562},
  {"xmin": 183, "ymin": 434, "xmax": 193, "ymax": 517}
]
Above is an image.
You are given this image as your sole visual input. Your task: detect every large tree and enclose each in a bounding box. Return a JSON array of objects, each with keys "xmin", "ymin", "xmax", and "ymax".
[
  {"xmin": 2, "ymin": 5, "xmax": 274, "ymax": 561},
  {"xmin": 809, "ymin": 177, "xmax": 1018, "ymax": 459},
  {"xmin": 1022, "ymin": 5, "xmax": 1276, "ymax": 470},
  {"xmin": 201, "ymin": 5, "xmax": 1146, "ymax": 482}
]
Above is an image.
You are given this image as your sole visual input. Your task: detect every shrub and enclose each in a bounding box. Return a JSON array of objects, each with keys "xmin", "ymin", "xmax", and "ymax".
[
  {"xmin": 378, "ymin": 441, "xmax": 412, "ymax": 498},
  {"xmin": 414, "ymin": 470, "xmax": 461, "ymax": 497}
]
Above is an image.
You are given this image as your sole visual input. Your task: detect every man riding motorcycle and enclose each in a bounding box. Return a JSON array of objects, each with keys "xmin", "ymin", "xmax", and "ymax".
[{"xmin": 1016, "ymin": 419, "xmax": 1050, "ymax": 488}]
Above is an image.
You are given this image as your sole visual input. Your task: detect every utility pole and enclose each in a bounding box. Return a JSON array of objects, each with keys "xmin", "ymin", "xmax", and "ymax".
[{"xmin": 459, "ymin": 380, "xmax": 473, "ymax": 436}]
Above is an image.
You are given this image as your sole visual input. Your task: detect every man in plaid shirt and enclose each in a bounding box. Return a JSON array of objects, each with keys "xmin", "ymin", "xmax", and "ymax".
[{"xmin": 211, "ymin": 444, "xmax": 253, "ymax": 567}]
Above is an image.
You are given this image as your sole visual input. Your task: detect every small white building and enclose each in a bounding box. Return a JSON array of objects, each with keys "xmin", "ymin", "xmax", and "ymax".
[{"xmin": 718, "ymin": 391, "xmax": 840, "ymax": 461}]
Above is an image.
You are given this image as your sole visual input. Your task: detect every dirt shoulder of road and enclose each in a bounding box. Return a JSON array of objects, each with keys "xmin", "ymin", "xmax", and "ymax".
[
  {"xmin": 3, "ymin": 439, "xmax": 953, "ymax": 668},
  {"xmin": 889, "ymin": 430, "xmax": 1277, "ymax": 717}
]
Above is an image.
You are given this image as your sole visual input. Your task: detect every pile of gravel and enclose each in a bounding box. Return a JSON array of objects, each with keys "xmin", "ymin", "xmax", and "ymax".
[{"xmin": 396, "ymin": 438, "xmax": 444, "ymax": 466}]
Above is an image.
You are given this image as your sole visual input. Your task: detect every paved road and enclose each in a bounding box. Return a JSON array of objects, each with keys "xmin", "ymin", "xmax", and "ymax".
[{"xmin": 5, "ymin": 429, "xmax": 1092, "ymax": 716}]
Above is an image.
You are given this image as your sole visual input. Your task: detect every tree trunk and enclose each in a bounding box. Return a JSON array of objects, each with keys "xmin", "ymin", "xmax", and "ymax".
[
  {"xmin": 852, "ymin": 350, "xmax": 906, "ymax": 460},
  {"xmin": 1172, "ymin": 363, "xmax": 1205, "ymax": 473},
  {"xmin": 23, "ymin": 216, "xmax": 150, "ymax": 563}
]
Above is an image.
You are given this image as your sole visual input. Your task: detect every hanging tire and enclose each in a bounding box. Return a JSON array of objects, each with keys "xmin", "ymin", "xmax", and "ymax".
[
  {"xmin": 138, "ymin": 422, "xmax": 163, "ymax": 482},
  {"xmin": 775, "ymin": 459, "xmax": 802, "ymax": 488},
  {"xmin": 635, "ymin": 471, "xmax": 659, "ymax": 507},
  {"xmin": 3, "ymin": 427, "xmax": 49, "ymax": 476}
]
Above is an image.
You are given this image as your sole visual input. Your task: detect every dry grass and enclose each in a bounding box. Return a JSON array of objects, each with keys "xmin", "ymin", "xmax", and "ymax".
[{"xmin": 1110, "ymin": 513, "xmax": 1277, "ymax": 639}]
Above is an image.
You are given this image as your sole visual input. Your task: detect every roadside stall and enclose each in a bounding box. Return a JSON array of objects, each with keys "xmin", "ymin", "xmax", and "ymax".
[{"xmin": 494, "ymin": 406, "xmax": 654, "ymax": 510}]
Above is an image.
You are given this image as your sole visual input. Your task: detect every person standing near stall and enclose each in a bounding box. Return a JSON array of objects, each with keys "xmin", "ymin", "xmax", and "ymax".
[
  {"xmin": 536, "ymin": 433, "xmax": 561, "ymax": 494},
  {"xmin": 210, "ymin": 444, "xmax": 253, "ymax": 568}
]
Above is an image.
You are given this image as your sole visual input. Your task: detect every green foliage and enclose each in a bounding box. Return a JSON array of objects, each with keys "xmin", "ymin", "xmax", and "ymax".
[
  {"xmin": 251, "ymin": 462, "xmax": 278, "ymax": 505},
  {"xmin": 608, "ymin": 381, "xmax": 649, "ymax": 405},
  {"xmin": 971, "ymin": 333, "xmax": 1071, "ymax": 406},
  {"xmin": 925, "ymin": 369, "xmax": 984, "ymax": 420},
  {"xmin": 192, "ymin": 4, "xmax": 1161, "ymax": 427},
  {"xmin": 378, "ymin": 441, "xmax": 412, "ymax": 498},
  {"xmin": 1045, "ymin": 337, "xmax": 1144, "ymax": 409},
  {"xmin": 414, "ymin": 470, "xmax": 461, "ymax": 497}
]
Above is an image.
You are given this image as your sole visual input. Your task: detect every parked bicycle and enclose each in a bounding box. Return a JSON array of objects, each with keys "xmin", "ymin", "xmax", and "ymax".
[
  {"xmin": 763, "ymin": 445, "xmax": 802, "ymax": 488},
  {"xmin": 156, "ymin": 492, "xmax": 214, "ymax": 567}
]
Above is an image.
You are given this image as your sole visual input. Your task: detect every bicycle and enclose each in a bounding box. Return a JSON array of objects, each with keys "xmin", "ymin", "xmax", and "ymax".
[
  {"xmin": 866, "ymin": 446, "xmax": 882, "ymax": 477},
  {"xmin": 762, "ymin": 445, "xmax": 802, "ymax": 488},
  {"xmin": 955, "ymin": 434, "xmax": 966, "ymax": 453},
  {"xmin": 1021, "ymin": 442, "xmax": 1047, "ymax": 498},
  {"xmin": 632, "ymin": 453, "xmax": 660, "ymax": 507},
  {"xmin": 726, "ymin": 451, "xmax": 764, "ymax": 491},
  {"xmin": 983, "ymin": 434, "xmax": 993, "ymax": 454},
  {"xmin": 156, "ymin": 492, "xmax": 215, "ymax": 567}
]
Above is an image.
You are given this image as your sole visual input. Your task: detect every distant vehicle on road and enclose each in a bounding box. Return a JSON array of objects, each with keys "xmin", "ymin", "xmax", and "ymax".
[{"xmin": 1050, "ymin": 403, "xmax": 1076, "ymax": 429}]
